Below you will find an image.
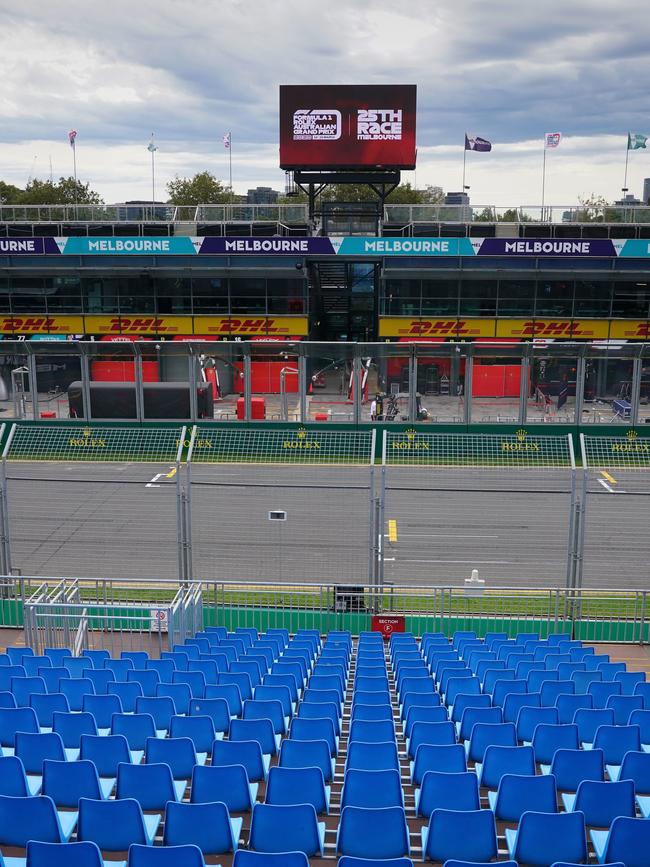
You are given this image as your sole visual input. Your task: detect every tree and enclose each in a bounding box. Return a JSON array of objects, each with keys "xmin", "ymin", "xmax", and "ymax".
[
  {"xmin": 0, "ymin": 181, "xmax": 23, "ymax": 204},
  {"xmin": 20, "ymin": 177, "xmax": 103, "ymax": 205},
  {"xmin": 574, "ymin": 194, "xmax": 611, "ymax": 222},
  {"xmin": 166, "ymin": 171, "xmax": 231, "ymax": 205},
  {"xmin": 279, "ymin": 181, "xmax": 445, "ymax": 205}
]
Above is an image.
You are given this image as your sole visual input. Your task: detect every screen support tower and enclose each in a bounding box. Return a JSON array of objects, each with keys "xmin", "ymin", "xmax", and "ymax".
[{"xmin": 292, "ymin": 169, "xmax": 401, "ymax": 234}]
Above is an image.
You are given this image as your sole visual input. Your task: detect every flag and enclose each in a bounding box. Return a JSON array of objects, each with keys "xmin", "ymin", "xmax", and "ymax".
[
  {"xmin": 628, "ymin": 132, "xmax": 648, "ymax": 150},
  {"xmin": 147, "ymin": 134, "xmax": 158, "ymax": 153},
  {"xmin": 68, "ymin": 130, "xmax": 77, "ymax": 148},
  {"xmin": 544, "ymin": 132, "xmax": 561, "ymax": 149},
  {"xmin": 223, "ymin": 132, "xmax": 231, "ymax": 149},
  {"xmin": 465, "ymin": 134, "xmax": 492, "ymax": 152}
]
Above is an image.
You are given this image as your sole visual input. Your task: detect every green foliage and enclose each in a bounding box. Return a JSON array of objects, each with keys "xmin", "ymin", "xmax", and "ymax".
[
  {"xmin": 166, "ymin": 171, "xmax": 231, "ymax": 205},
  {"xmin": 0, "ymin": 176, "xmax": 102, "ymax": 205},
  {"xmin": 278, "ymin": 181, "xmax": 444, "ymax": 205}
]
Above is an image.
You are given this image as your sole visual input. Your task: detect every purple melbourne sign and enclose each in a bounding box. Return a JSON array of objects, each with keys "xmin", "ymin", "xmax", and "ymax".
[
  {"xmin": 0, "ymin": 238, "xmax": 61, "ymax": 255},
  {"xmin": 476, "ymin": 238, "xmax": 617, "ymax": 257},
  {"xmin": 198, "ymin": 236, "xmax": 336, "ymax": 255}
]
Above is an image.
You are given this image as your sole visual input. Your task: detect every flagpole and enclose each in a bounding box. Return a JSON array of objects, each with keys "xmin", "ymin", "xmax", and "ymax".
[
  {"xmin": 462, "ymin": 144, "xmax": 467, "ymax": 192},
  {"xmin": 151, "ymin": 133, "xmax": 156, "ymax": 217},
  {"xmin": 623, "ymin": 135, "xmax": 630, "ymax": 193},
  {"xmin": 228, "ymin": 131, "xmax": 233, "ymax": 206},
  {"xmin": 72, "ymin": 140, "xmax": 78, "ymax": 218},
  {"xmin": 541, "ymin": 143, "xmax": 547, "ymax": 221}
]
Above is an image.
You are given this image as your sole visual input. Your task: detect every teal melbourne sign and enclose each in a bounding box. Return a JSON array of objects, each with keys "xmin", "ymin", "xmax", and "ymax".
[
  {"xmin": 334, "ymin": 237, "xmax": 476, "ymax": 256},
  {"xmin": 59, "ymin": 237, "xmax": 199, "ymax": 255}
]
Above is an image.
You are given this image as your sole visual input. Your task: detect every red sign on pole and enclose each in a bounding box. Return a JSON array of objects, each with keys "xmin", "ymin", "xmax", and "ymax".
[{"xmin": 371, "ymin": 615, "xmax": 406, "ymax": 640}]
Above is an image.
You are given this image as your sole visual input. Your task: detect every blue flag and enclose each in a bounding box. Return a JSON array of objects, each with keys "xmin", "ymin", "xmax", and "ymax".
[{"xmin": 465, "ymin": 134, "xmax": 492, "ymax": 152}]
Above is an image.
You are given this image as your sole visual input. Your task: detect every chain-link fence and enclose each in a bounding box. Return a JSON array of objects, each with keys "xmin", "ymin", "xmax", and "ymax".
[
  {"xmin": 381, "ymin": 431, "xmax": 577, "ymax": 589},
  {"xmin": 579, "ymin": 433, "xmax": 650, "ymax": 590},
  {"xmin": 187, "ymin": 428, "xmax": 375, "ymax": 585}
]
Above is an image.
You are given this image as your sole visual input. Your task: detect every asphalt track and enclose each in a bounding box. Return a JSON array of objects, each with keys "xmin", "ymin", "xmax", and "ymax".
[{"xmin": 3, "ymin": 461, "xmax": 649, "ymax": 589}]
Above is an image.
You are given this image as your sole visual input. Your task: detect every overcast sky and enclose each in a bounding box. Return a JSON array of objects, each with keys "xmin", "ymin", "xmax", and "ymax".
[{"xmin": 1, "ymin": 0, "xmax": 650, "ymax": 207}]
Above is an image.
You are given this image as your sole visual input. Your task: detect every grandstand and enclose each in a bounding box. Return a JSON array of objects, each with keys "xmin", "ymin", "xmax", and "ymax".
[{"xmin": 0, "ymin": 626, "xmax": 647, "ymax": 864}]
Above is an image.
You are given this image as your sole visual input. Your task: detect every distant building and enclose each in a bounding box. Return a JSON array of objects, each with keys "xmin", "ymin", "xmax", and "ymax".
[
  {"xmin": 247, "ymin": 186, "xmax": 279, "ymax": 204},
  {"xmin": 643, "ymin": 178, "xmax": 650, "ymax": 206},
  {"xmin": 614, "ymin": 193, "xmax": 642, "ymax": 207},
  {"xmin": 444, "ymin": 191, "xmax": 470, "ymax": 205}
]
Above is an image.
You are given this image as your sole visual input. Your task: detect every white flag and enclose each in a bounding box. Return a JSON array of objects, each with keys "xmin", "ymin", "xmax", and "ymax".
[
  {"xmin": 223, "ymin": 132, "xmax": 231, "ymax": 149},
  {"xmin": 544, "ymin": 132, "xmax": 561, "ymax": 149}
]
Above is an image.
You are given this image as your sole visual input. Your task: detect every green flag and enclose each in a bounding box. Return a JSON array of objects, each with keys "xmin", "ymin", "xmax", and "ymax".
[{"xmin": 628, "ymin": 132, "xmax": 648, "ymax": 150}]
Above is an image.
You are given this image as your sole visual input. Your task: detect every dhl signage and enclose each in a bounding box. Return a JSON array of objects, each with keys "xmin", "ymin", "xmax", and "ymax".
[
  {"xmin": 379, "ymin": 318, "xmax": 496, "ymax": 338},
  {"xmin": 198, "ymin": 316, "xmax": 308, "ymax": 336},
  {"xmin": 608, "ymin": 320, "xmax": 650, "ymax": 340},
  {"xmin": 84, "ymin": 316, "xmax": 187, "ymax": 335},
  {"xmin": 0, "ymin": 315, "xmax": 83, "ymax": 334},
  {"xmin": 497, "ymin": 319, "xmax": 609, "ymax": 339}
]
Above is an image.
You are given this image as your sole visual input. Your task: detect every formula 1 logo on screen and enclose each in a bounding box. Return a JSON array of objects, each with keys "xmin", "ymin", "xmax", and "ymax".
[
  {"xmin": 357, "ymin": 109, "xmax": 403, "ymax": 140},
  {"xmin": 292, "ymin": 110, "xmax": 341, "ymax": 140}
]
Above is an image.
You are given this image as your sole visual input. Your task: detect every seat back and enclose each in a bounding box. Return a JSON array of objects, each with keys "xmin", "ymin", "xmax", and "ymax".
[
  {"xmin": 249, "ymin": 803, "xmax": 323, "ymax": 857},
  {"xmin": 340, "ymin": 768, "xmax": 403, "ymax": 809},
  {"xmin": 190, "ymin": 763, "xmax": 254, "ymax": 812},
  {"xmin": 77, "ymin": 796, "xmax": 148, "ymax": 851}
]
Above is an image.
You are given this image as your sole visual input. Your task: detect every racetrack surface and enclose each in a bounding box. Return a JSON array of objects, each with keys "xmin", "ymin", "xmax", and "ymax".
[{"xmin": 4, "ymin": 461, "xmax": 648, "ymax": 589}]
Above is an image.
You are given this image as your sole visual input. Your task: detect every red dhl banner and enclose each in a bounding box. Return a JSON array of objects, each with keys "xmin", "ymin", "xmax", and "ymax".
[
  {"xmin": 198, "ymin": 316, "xmax": 308, "ymax": 336},
  {"xmin": 379, "ymin": 318, "xmax": 496, "ymax": 338},
  {"xmin": 609, "ymin": 320, "xmax": 650, "ymax": 340},
  {"xmin": 85, "ymin": 316, "xmax": 187, "ymax": 334},
  {"xmin": 0, "ymin": 315, "xmax": 84, "ymax": 334}
]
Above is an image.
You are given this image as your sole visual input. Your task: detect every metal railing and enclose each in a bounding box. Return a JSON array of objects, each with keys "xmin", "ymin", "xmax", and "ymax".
[{"xmin": 2, "ymin": 202, "xmax": 650, "ymax": 226}]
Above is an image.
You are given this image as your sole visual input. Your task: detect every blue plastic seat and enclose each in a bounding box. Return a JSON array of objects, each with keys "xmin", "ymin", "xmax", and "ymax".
[
  {"xmin": 0, "ymin": 665, "xmax": 26, "ymax": 693},
  {"xmin": 531, "ymin": 723, "xmax": 579, "ymax": 764},
  {"xmin": 244, "ymin": 698, "xmax": 287, "ymax": 735},
  {"xmin": 506, "ymin": 810, "xmax": 587, "ymax": 867},
  {"xmin": 591, "ymin": 724, "xmax": 641, "ymax": 766},
  {"xmin": 540, "ymin": 747, "xmax": 605, "ymax": 791},
  {"xmin": 503, "ymin": 692, "xmax": 540, "ymax": 724},
  {"xmin": 411, "ymin": 743, "xmax": 467, "ymax": 785},
  {"xmin": 341, "ymin": 768, "xmax": 403, "ymax": 809},
  {"xmin": 82, "ymin": 693, "xmax": 123, "ymax": 731},
  {"xmin": 11, "ymin": 675, "xmax": 46, "ymax": 707},
  {"xmin": 0, "ymin": 754, "xmax": 41, "ymax": 796},
  {"xmin": 62, "ymin": 657, "xmax": 93, "ymax": 678},
  {"xmin": 475, "ymin": 744, "xmax": 536, "ymax": 790},
  {"xmin": 349, "ymin": 719, "xmax": 395, "ymax": 744},
  {"xmin": 404, "ymin": 705, "xmax": 448, "ymax": 738},
  {"xmin": 614, "ymin": 671, "xmax": 646, "ymax": 695},
  {"xmin": 249, "ymin": 803, "xmax": 324, "ymax": 856},
  {"xmin": 58, "ymin": 677, "xmax": 94, "ymax": 712},
  {"xmin": 190, "ymin": 763, "xmax": 258, "ymax": 812},
  {"xmin": 79, "ymin": 734, "xmax": 134, "ymax": 778},
  {"xmin": 588, "ymin": 681, "xmax": 622, "ymax": 709},
  {"xmin": 104, "ymin": 659, "xmax": 134, "ymax": 681},
  {"xmin": 29, "ymin": 692, "xmax": 70, "ymax": 728},
  {"xmin": 44, "ymin": 648, "xmax": 73, "ymax": 665},
  {"xmin": 77, "ymin": 796, "xmax": 159, "ymax": 851},
  {"xmin": 516, "ymin": 706, "xmax": 559, "ymax": 743},
  {"xmin": 121, "ymin": 651, "xmax": 149, "ymax": 669},
  {"xmin": 231, "ymin": 717, "xmax": 279, "ymax": 756},
  {"xmin": 205, "ymin": 683, "xmax": 243, "ymax": 717},
  {"xmin": 278, "ymin": 738, "xmax": 333, "ymax": 782},
  {"xmin": 42, "ymin": 759, "xmax": 114, "ymax": 807},
  {"xmin": 562, "ymin": 779, "xmax": 635, "ymax": 827},
  {"xmin": 489, "ymin": 772, "xmax": 558, "ymax": 821},
  {"xmin": 15, "ymin": 731, "xmax": 68, "ymax": 773},
  {"xmin": 53, "ymin": 711, "xmax": 98, "ymax": 749},
  {"xmin": 0, "ymin": 692, "xmax": 15, "ymax": 709},
  {"xmin": 541, "ymin": 680, "xmax": 575, "ymax": 707},
  {"xmin": 466, "ymin": 721, "xmax": 517, "ymax": 763},
  {"xmin": 82, "ymin": 650, "xmax": 110, "ymax": 668},
  {"xmin": 346, "ymin": 740, "xmax": 399, "ymax": 773},
  {"xmin": 85, "ymin": 669, "xmax": 115, "ymax": 696},
  {"xmin": 172, "ymin": 670, "xmax": 206, "ymax": 699},
  {"xmin": 337, "ymin": 805, "xmax": 409, "ymax": 859},
  {"xmin": 128, "ymin": 842, "xmax": 204, "ymax": 867},
  {"xmin": 254, "ymin": 685, "xmax": 293, "ymax": 720},
  {"xmin": 457, "ymin": 706, "xmax": 501, "ymax": 742},
  {"xmin": 350, "ymin": 690, "xmax": 389, "ymax": 707},
  {"xmin": 265, "ymin": 765, "xmax": 329, "ymax": 814},
  {"xmin": 607, "ymin": 748, "xmax": 650, "ymax": 791},
  {"xmin": 169, "ymin": 714, "xmax": 216, "ymax": 754},
  {"xmin": 607, "ymin": 694, "xmax": 643, "ymax": 726},
  {"xmin": 156, "ymin": 682, "xmax": 191, "ymax": 716},
  {"xmin": 298, "ymin": 700, "xmax": 341, "ymax": 735},
  {"xmin": 111, "ymin": 712, "xmax": 157, "ymax": 751},
  {"xmin": 416, "ymin": 770, "xmax": 480, "ymax": 816},
  {"xmin": 0, "ymin": 793, "xmax": 77, "ymax": 846},
  {"xmin": 219, "ymin": 671, "xmax": 253, "ymax": 702},
  {"xmin": 555, "ymin": 693, "xmax": 593, "ymax": 725},
  {"xmin": 212, "ymin": 738, "xmax": 269, "ymax": 781},
  {"xmin": 145, "ymin": 736, "xmax": 204, "ymax": 780},
  {"xmin": 590, "ymin": 815, "xmax": 650, "ymax": 867},
  {"xmin": 408, "ymin": 721, "xmax": 455, "ymax": 758},
  {"xmin": 107, "ymin": 681, "xmax": 143, "ymax": 714},
  {"xmin": 400, "ymin": 691, "xmax": 440, "ymax": 721},
  {"xmin": 145, "ymin": 659, "xmax": 175, "ymax": 683},
  {"xmin": 422, "ymin": 808, "xmax": 497, "ymax": 863},
  {"xmin": 127, "ymin": 670, "xmax": 160, "ymax": 698},
  {"xmin": 492, "ymin": 678, "xmax": 527, "ymax": 708},
  {"xmin": 0, "ymin": 705, "xmax": 39, "ymax": 747},
  {"xmin": 25, "ymin": 839, "xmax": 113, "ymax": 867},
  {"xmin": 116, "ymin": 762, "xmax": 186, "ymax": 810},
  {"xmin": 135, "ymin": 696, "xmax": 176, "ymax": 732}
]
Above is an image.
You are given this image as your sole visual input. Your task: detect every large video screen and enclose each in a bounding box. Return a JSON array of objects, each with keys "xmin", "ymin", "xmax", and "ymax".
[{"xmin": 279, "ymin": 85, "xmax": 417, "ymax": 170}]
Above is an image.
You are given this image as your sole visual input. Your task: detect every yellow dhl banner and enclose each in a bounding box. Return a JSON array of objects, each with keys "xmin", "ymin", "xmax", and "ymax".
[
  {"xmin": 83, "ymin": 315, "xmax": 309, "ymax": 336},
  {"xmin": 496, "ymin": 319, "xmax": 609, "ymax": 339},
  {"xmin": 0, "ymin": 315, "xmax": 84, "ymax": 334},
  {"xmin": 379, "ymin": 318, "xmax": 497, "ymax": 338},
  {"xmin": 609, "ymin": 320, "xmax": 650, "ymax": 340}
]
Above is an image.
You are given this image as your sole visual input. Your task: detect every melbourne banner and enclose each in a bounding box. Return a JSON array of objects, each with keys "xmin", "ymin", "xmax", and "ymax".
[{"xmin": 4, "ymin": 236, "xmax": 650, "ymax": 257}]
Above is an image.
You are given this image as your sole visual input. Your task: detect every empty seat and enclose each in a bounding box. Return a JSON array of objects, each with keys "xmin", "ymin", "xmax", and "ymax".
[
  {"xmin": 590, "ymin": 724, "xmax": 641, "ymax": 766},
  {"xmin": 516, "ymin": 706, "xmax": 559, "ymax": 743},
  {"xmin": 278, "ymin": 738, "xmax": 333, "ymax": 783},
  {"xmin": 489, "ymin": 772, "xmax": 558, "ymax": 822},
  {"xmin": 82, "ymin": 694, "xmax": 123, "ymax": 731},
  {"xmin": 77, "ymin": 796, "xmax": 159, "ymax": 851},
  {"xmin": 11, "ymin": 675, "xmax": 46, "ymax": 708},
  {"xmin": 190, "ymin": 763, "xmax": 257, "ymax": 812},
  {"xmin": 505, "ymin": 810, "xmax": 587, "ymax": 867},
  {"xmin": 540, "ymin": 747, "xmax": 605, "ymax": 791},
  {"xmin": 128, "ymin": 842, "xmax": 205, "ymax": 867},
  {"xmin": 531, "ymin": 724, "xmax": 579, "ymax": 764},
  {"xmin": 156, "ymin": 683, "xmax": 191, "ymax": 716},
  {"xmin": 346, "ymin": 740, "xmax": 400, "ymax": 773},
  {"xmin": 349, "ymin": 719, "xmax": 395, "ymax": 744},
  {"xmin": 265, "ymin": 765, "xmax": 329, "ymax": 814},
  {"xmin": 607, "ymin": 694, "xmax": 643, "ymax": 726},
  {"xmin": 0, "ymin": 754, "xmax": 41, "ymax": 796},
  {"xmin": 205, "ymin": 683, "xmax": 243, "ymax": 718},
  {"xmin": 53, "ymin": 711, "xmax": 98, "ymax": 749},
  {"xmin": 340, "ymin": 768, "xmax": 403, "ymax": 809},
  {"xmin": 411, "ymin": 743, "xmax": 467, "ymax": 785},
  {"xmin": 607, "ymin": 749, "xmax": 650, "ymax": 791},
  {"xmin": 231, "ymin": 718, "xmax": 279, "ymax": 756},
  {"xmin": 590, "ymin": 815, "xmax": 650, "ymax": 867},
  {"xmin": 80, "ymin": 733, "xmax": 134, "ymax": 778},
  {"xmin": 0, "ymin": 793, "xmax": 77, "ymax": 846},
  {"xmin": 416, "ymin": 770, "xmax": 480, "ymax": 817},
  {"xmin": 29, "ymin": 692, "xmax": 70, "ymax": 729},
  {"xmin": 169, "ymin": 715, "xmax": 217, "ymax": 754},
  {"xmin": 25, "ymin": 840, "xmax": 108, "ymax": 867},
  {"xmin": 475, "ymin": 744, "xmax": 536, "ymax": 790},
  {"xmin": 408, "ymin": 720, "xmax": 455, "ymax": 758},
  {"xmin": 422, "ymin": 808, "xmax": 497, "ymax": 864},
  {"xmin": 145, "ymin": 736, "xmax": 204, "ymax": 780},
  {"xmin": 562, "ymin": 779, "xmax": 635, "ymax": 827},
  {"xmin": 15, "ymin": 731, "xmax": 68, "ymax": 773},
  {"xmin": 108, "ymin": 681, "xmax": 143, "ymax": 714},
  {"xmin": 42, "ymin": 759, "xmax": 113, "ymax": 807},
  {"xmin": 249, "ymin": 803, "xmax": 324, "ymax": 856},
  {"xmin": 111, "ymin": 713, "xmax": 157, "ymax": 751},
  {"xmin": 116, "ymin": 762, "xmax": 186, "ymax": 810},
  {"xmin": 466, "ymin": 722, "xmax": 517, "ymax": 763},
  {"xmin": 0, "ymin": 706, "xmax": 39, "ymax": 747},
  {"xmin": 574, "ymin": 708, "xmax": 615, "ymax": 747},
  {"xmin": 337, "ymin": 805, "xmax": 410, "ymax": 859},
  {"xmin": 135, "ymin": 696, "xmax": 176, "ymax": 733},
  {"xmin": 63, "ymin": 657, "xmax": 93, "ymax": 678},
  {"xmin": 212, "ymin": 738, "xmax": 269, "ymax": 782}
]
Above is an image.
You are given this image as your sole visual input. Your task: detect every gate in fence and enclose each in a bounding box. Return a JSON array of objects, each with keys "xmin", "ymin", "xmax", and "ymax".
[{"xmin": 379, "ymin": 431, "xmax": 578, "ymax": 589}]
